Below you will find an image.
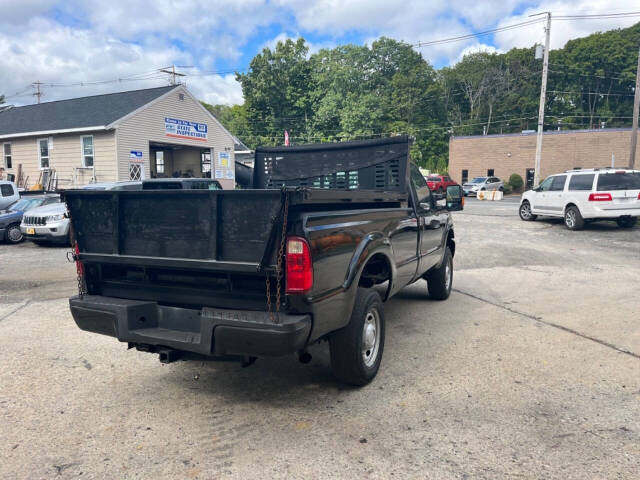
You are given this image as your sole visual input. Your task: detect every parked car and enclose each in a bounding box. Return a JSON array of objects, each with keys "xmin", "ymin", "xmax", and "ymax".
[
  {"xmin": 143, "ymin": 178, "xmax": 222, "ymax": 190},
  {"xmin": 21, "ymin": 181, "xmax": 141, "ymax": 246},
  {"xmin": 0, "ymin": 193, "xmax": 60, "ymax": 244},
  {"xmin": 519, "ymin": 168, "xmax": 640, "ymax": 230},
  {"xmin": 462, "ymin": 176, "xmax": 504, "ymax": 196},
  {"xmin": 0, "ymin": 180, "xmax": 20, "ymax": 210},
  {"xmin": 65, "ymin": 136, "xmax": 464, "ymax": 386},
  {"xmin": 426, "ymin": 174, "xmax": 457, "ymax": 192}
]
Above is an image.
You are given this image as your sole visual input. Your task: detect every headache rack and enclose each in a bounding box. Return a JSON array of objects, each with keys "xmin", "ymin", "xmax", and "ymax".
[{"xmin": 253, "ymin": 135, "xmax": 411, "ymax": 192}]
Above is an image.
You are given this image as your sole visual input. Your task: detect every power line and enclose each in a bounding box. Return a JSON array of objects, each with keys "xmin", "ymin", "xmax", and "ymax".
[
  {"xmin": 413, "ymin": 18, "xmax": 546, "ymax": 48},
  {"xmin": 555, "ymin": 11, "xmax": 640, "ymax": 20},
  {"xmin": 547, "ymin": 89, "xmax": 635, "ymax": 97}
]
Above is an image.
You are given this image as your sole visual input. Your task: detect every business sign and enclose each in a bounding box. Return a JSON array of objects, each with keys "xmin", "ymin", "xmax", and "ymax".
[
  {"xmin": 165, "ymin": 117, "xmax": 208, "ymax": 141},
  {"xmin": 129, "ymin": 150, "xmax": 143, "ymax": 163},
  {"xmin": 214, "ymin": 151, "xmax": 235, "ymax": 181}
]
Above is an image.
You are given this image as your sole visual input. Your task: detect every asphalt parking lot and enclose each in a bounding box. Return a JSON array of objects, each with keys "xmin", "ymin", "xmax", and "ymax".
[{"xmin": 1, "ymin": 198, "xmax": 639, "ymax": 479}]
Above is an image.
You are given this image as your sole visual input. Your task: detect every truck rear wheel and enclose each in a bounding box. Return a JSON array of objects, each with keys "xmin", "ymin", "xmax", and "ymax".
[
  {"xmin": 330, "ymin": 288, "xmax": 385, "ymax": 386},
  {"xmin": 424, "ymin": 246, "xmax": 453, "ymax": 300}
]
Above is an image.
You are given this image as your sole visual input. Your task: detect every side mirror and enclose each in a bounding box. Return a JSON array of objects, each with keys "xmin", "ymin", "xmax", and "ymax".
[
  {"xmin": 446, "ymin": 185, "xmax": 464, "ymax": 211},
  {"xmin": 419, "ymin": 202, "xmax": 431, "ymax": 211}
]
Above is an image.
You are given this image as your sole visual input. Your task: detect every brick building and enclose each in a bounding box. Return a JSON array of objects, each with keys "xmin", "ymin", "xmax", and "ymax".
[{"xmin": 448, "ymin": 128, "xmax": 640, "ymax": 189}]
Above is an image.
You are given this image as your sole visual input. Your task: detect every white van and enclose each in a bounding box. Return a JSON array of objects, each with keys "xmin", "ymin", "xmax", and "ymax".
[{"xmin": 519, "ymin": 168, "xmax": 640, "ymax": 230}]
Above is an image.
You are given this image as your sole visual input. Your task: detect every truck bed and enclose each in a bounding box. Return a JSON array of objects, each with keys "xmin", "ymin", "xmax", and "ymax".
[{"xmin": 64, "ymin": 188, "xmax": 406, "ymax": 311}]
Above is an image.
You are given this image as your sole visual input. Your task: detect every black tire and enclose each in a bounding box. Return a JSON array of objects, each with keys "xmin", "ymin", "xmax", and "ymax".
[
  {"xmin": 564, "ymin": 206, "xmax": 584, "ymax": 230},
  {"xmin": 519, "ymin": 200, "xmax": 537, "ymax": 221},
  {"xmin": 616, "ymin": 216, "xmax": 636, "ymax": 228},
  {"xmin": 424, "ymin": 246, "xmax": 453, "ymax": 300},
  {"xmin": 330, "ymin": 288, "xmax": 385, "ymax": 386},
  {"xmin": 499, "ymin": 186, "xmax": 504, "ymax": 192},
  {"xmin": 5, "ymin": 223, "xmax": 23, "ymax": 244}
]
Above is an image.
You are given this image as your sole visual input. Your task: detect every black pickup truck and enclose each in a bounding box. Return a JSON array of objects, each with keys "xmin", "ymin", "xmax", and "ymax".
[{"xmin": 65, "ymin": 136, "xmax": 463, "ymax": 385}]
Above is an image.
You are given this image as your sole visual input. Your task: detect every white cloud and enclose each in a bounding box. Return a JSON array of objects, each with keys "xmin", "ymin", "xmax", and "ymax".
[
  {"xmin": 2, "ymin": 0, "xmax": 640, "ymax": 108},
  {"xmin": 494, "ymin": 0, "xmax": 640, "ymax": 51},
  {"xmin": 453, "ymin": 43, "xmax": 499, "ymax": 64},
  {"xmin": 0, "ymin": 17, "xmax": 241, "ymax": 106}
]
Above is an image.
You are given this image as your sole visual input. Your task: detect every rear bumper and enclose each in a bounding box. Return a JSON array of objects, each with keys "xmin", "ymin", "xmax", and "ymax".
[
  {"xmin": 582, "ymin": 206, "xmax": 640, "ymax": 219},
  {"xmin": 69, "ymin": 295, "xmax": 312, "ymax": 357}
]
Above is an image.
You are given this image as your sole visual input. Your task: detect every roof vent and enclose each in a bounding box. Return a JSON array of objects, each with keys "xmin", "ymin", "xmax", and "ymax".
[{"xmin": 178, "ymin": 93, "xmax": 185, "ymax": 101}]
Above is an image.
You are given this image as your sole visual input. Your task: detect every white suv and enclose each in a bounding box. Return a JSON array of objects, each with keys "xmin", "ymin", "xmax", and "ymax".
[{"xmin": 519, "ymin": 168, "xmax": 640, "ymax": 230}]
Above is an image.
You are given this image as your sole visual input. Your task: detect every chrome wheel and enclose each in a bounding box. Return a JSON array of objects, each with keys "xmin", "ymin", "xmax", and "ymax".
[
  {"xmin": 520, "ymin": 203, "xmax": 532, "ymax": 220},
  {"xmin": 7, "ymin": 225, "xmax": 23, "ymax": 243},
  {"xmin": 565, "ymin": 210, "xmax": 576, "ymax": 228},
  {"xmin": 361, "ymin": 309, "xmax": 381, "ymax": 368}
]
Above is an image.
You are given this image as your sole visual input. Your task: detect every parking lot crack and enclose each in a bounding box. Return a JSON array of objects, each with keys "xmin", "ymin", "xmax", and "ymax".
[
  {"xmin": 0, "ymin": 300, "xmax": 31, "ymax": 323},
  {"xmin": 453, "ymin": 288, "xmax": 640, "ymax": 361}
]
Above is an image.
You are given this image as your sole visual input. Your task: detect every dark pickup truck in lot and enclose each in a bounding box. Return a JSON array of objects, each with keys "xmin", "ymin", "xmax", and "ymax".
[{"xmin": 65, "ymin": 136, "xmax": 463, "ymax": 385}]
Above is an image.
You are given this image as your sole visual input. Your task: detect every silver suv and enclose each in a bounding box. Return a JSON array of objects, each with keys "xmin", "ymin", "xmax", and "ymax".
[
  {"xmin": 21, "ymin": 181, "xmax": 141, "ymax": 246},
  {"xmin": 463, "ymin": 176, "xmax": 504, "ymax": 196}
]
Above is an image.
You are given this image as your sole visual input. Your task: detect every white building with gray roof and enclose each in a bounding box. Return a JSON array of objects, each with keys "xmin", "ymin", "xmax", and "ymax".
[{"xmin": 0, "ymin": 85, "xmax": 238, "ymax": 189}]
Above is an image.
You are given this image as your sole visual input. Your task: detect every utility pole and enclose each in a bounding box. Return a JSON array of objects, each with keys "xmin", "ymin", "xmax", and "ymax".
[
  {"xmin": 159, "ymin": 65, "xmax": 186, "ymax": 85},
  {"xmin": 629, "ymin": 45, "xmax": 640, "ymax": 169},
  {"xmin": 531, "ymin": 12, "xmax": 551, "ymax": 186},
  {"xmin": 32, "ymin": 81, "xmax": 43, "ymax": 104}
]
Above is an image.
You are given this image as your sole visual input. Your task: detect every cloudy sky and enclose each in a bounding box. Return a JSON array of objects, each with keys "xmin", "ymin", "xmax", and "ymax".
[{"xmin": 1, "ymin": 0, "xmax": 638, "ymax": 107}]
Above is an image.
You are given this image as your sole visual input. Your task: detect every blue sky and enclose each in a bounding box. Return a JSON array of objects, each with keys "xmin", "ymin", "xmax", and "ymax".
[{"xmin": 1, "ymin": 0, "xmax": 638, "ymax": 106}]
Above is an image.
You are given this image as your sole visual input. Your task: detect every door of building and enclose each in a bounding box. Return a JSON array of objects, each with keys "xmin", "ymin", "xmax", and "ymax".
[{"xmin": 526, "ymin": 168, "xmax": 535, "ymax": 189}]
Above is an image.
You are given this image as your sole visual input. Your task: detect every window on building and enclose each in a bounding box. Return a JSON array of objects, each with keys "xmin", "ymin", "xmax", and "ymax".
[
  {"xmin": 201, "ymin": 151, "xmax": 211, "ymax": 174},
  {"xmin": 568, "ymin": 174, "xmax": 594, "ymax": 191},
  {"xmin": 38, "ymin": 138, "xmax": 50, "ymax": 169},
  {"xmin": 129, "ymin": 163, "xmax": 142, "ymax": 181},
  {"xmin": 487, "ymin": 169, "xmax": 495, "ymax": 176},
  {"xmin": 155, "ymin": 151, "xmax": 165, "ymax": 174},
  {"xmin": 3, "ymin": 143, "xmax": 12, "ymax": 169},
  {"xmin": 81, "ymin": 135, "xmax": 94, "ymax": 167},
  {"xmin": 461, "ymin": 169, "xmax": 468, "ymax": 184}
]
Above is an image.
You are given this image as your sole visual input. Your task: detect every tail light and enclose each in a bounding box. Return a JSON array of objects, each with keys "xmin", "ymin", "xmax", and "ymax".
[
  {"xmin": 588, "ymin": 193, "xmax": 612, "ymax": 201},
  {"xmin": 285, "ymin": 236, "xmax": 313, "ymax": 294},
  {"xmin": 637, "ymin": 192, "xmax": 640, "ymax": 200}
]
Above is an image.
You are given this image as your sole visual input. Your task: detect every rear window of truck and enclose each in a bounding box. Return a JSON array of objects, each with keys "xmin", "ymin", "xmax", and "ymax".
[{"xmin": 596, "ymin": 172, "xmax": 640, "ymax": 191}]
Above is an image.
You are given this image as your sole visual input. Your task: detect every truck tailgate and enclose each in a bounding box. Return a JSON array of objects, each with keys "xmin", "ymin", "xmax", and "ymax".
[{"xmin": 65, "ymin": 189, "xmax": 283, "ymax": 267}]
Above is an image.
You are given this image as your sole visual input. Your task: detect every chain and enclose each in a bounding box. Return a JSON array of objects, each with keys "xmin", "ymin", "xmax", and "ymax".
[
  {"xmin": 266, "ymin": 191, "xmax": 289, "ymax": 324},
  {"xmin": 65, "ymin": 200, "xmax": 86, "ymax": 298}
]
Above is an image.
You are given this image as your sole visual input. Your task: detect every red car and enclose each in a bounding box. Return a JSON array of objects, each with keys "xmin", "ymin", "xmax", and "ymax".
[{"xmin": 426, "ymin": 174, "xmax": 457, "ymax": 192}]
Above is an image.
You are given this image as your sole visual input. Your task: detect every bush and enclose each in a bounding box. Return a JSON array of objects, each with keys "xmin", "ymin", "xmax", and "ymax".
[
  {"xmin": 508, "ymin": 173, "xmax": 524, "ymax": 192},
  {"xmin": 502, "ymin": 183, "xmax": 513, "ymax": 195}
]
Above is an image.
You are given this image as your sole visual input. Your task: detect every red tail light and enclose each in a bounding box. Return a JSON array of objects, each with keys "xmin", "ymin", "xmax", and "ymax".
[
  {"xmin": 74, "ymin": 243, "xmax": 84, "ymax": 276},
  {"xmin": 637, "ymin": 192, "xmax": 640, "ymax": 200},
  {"xmin": 588, "ymin": 193, "xmax": 612, "ymax": 201},
  {"xmin": 285, "ymin": 236, "xmax": 313, "ymax": 294}
]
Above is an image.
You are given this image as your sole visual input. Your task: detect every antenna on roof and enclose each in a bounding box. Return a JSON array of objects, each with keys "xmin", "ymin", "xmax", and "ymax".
[
  {"xmin": 159, "ymin": 66, "xmax": 186, "ymax": 86},
  {"xmin": 32, "ymin": 81, "xmax": 44, "ymax": 104}
]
